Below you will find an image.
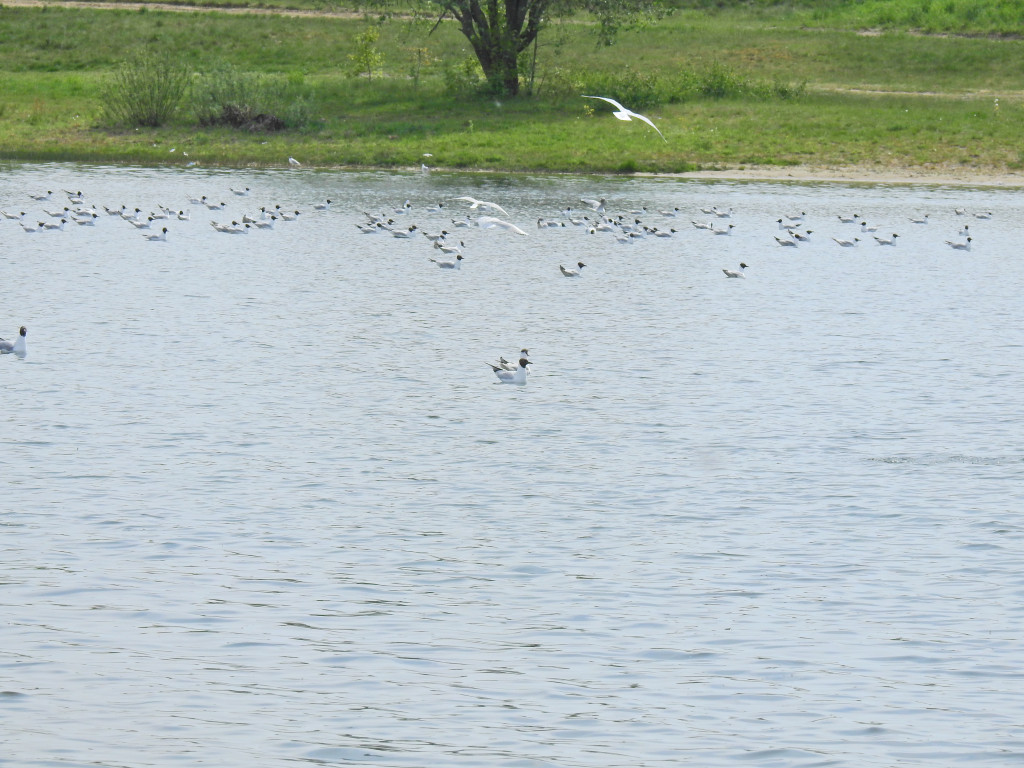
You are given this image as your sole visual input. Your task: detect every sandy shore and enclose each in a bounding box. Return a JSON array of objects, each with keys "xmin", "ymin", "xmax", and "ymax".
[{"xmin": 674, "ymin": 164, "xmax": 1024, "ymax": 187}]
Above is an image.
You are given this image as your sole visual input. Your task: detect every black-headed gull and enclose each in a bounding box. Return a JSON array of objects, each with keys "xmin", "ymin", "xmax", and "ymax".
[
  {"xmin": 496, "ymin": 349, "xmax": 530, "ymax": 371},
  {"xmin": 832, "ymin": 237, "xmax": 860, "ymax": 247},
  {"xmin": 723, "ymin": 263, "xmax": 748, "ymax": 278},
  {"xmin": 0, "ymin": 326, "xmax": 27, "ymax": 357},
  {"xmin": 488, "ymin": 358, "xmax": 531, "ymax": 385},
  {"xmin": 873, "ymin": 233, "xmax": 899, "ymax": 246},
  {"xmin": 144, "ymin": 227, "xmax": 168, "ymax": 241},
  {"xmin": 945, "ymin": 237, "xmax": 972, "ymax": 251},
  {"xmin": 560, "ymin": 262, "xmax": 585, "ymax": 277},
  {"xmin": 582, "ymin": 95, "xmax": 666, "ymax": 141},
  {"xmin": 429, "ymin": 254, "xmax": 463, "ymax": 269}
]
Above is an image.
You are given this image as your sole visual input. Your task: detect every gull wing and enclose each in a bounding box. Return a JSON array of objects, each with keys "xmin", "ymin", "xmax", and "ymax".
[{"xmin": 477, "ymin": 216, "xmax": 527, "ymax": 236}]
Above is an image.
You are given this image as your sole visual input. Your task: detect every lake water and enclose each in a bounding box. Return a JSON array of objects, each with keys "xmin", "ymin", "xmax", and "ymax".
[{"xmin": 2, "ymin": 162, "xmax": 1022, "ymax": 768}]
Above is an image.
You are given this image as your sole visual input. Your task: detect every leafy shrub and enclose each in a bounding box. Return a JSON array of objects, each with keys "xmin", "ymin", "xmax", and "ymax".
[
  {"xmin": 192, "ymin": 64, "xmax": 314, "ymax": 131},
  {"xmin": 578, "ymin": 67, "xmax": 665, "ymax": 109},
  {"xmin": 442, "ymin": 56, "xmax": 485, "ymax": 96},
  {"xmin": 100, "ymin": 51, "xmax": 190, "ymax": 127}
]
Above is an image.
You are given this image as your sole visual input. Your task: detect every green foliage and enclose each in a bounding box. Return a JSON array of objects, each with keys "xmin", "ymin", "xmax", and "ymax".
[
  {"xmin": 99, "ymin": 51, "xmax": 189, "ymax": 127},
  {"xmin": 566, "ymin": 62, "xmax": 804, "ymax": 108},
  {"xmin": 193, "ymin": 64, "xmax": 315, "ymax": 130},
  {"xmin": 442, "ymin": 56, "xmax": 486, "ymax": 96},
  {"xmin": 349, "ymin": 25, "xmax": 385, "ymax": 80}
]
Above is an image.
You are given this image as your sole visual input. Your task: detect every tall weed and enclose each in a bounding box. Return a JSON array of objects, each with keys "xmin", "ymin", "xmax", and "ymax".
[
  {"xmin": 192, "ymin": 64, "xmax": 314, "ymax": 130},
  {"xmin": 99, "ymin": 51, "xmax": 189, "ymax": 127}
]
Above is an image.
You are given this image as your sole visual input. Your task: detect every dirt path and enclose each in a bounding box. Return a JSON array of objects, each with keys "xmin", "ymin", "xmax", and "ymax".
[{"xmin": 0, "ymin": 0, "xmax": 365, "ymax": 18}]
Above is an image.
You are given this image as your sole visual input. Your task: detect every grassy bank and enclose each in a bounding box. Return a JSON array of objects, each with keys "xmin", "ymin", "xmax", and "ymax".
[{"xmin": 1, "ymin": 2, "xmax": 1022, "ymax": 174}]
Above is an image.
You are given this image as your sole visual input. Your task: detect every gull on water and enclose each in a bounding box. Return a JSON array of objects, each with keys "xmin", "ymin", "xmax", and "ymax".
[
  {"xmin": 495, "ymin": 349, "xmax": 530, "ymax": 372},
  {"xmin": 560, "ymin": 262, "xmax": 586, "ymax": 277},
  {"xmin": 945, "ymin": 237, "xmax": 972, "ymax": 251},
  {"xmin": 723, "ymin": 263, "xmax": 748, "ymax": 278},
  {"xmin": 488, "ymin": 357, "xmax": 531, "ymax": 385},
  {"xmin": 582, "ymin": 95, "xmax": 666, "ymax": 141},
  {"xmin": 144, "ymin": 227, "xmax": 168, "ymax": 241},
  {"xmin": 312, "ymin": 200, "xmax": 332, "ymax": 210},
  {"xmin": 0, "ymin": 326, "xmax": 27, "ymax": 357},
  {"xmin": 832, "ymin": 237, "xmax": 860, "ymax": 247},
  {"xmin": 452, "ymin": 196, "xmax": 509, "ymax": 216},
  {"xmin": 429, "ymin": 254, "xmax": 463, "ymax": 269},
  {"xmin": 873, "ymin": 233, "xmax": 899, "ymax": 246}
]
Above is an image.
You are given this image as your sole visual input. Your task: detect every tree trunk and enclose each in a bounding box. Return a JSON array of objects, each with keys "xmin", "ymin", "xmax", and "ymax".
[{"xmin": 446, "ymin": 0, "xmax": 547, "ymax": 97}]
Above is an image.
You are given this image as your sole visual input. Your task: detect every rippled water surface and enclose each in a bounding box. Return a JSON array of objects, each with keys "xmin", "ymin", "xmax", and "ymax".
[{"xmin": 2, "ymin": 163, "xmax": 1023, "ymax": 767}]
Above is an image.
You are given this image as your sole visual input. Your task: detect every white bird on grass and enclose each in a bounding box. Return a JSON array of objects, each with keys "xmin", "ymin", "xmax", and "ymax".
[
  {"xmin": 288, "ymin": 157, "xmax": 301, "ymax": 167},
  {"xmin": 488, "ymin": 357, "xmax": 531, "ymax": 385},
  {"xmin": 0, "ymin": 326, "xmax": 27, "ymax": 357},
  {"xmin": 723, "ymin": 263, "xmax": 748, "ymax": 278},
  {"xmin": 477, "ymin": 216, "xmax": 527, "ymax": 236},
  {"xmin": 582, "ymin": 95, "xmax": 666, "ymax": 141},
  {"xmin": 560, "ymin": 261, "xmax": 586, "ymax": 277},
  {"xmin": 452, "ymin": 196, "xmax": 509, "ymax": 216}
]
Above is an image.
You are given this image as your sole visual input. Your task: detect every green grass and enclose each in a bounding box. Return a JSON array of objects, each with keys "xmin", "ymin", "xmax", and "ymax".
[{"xmin": 0, "ymin": 2, "xmax": 1022, "ymax": 173}]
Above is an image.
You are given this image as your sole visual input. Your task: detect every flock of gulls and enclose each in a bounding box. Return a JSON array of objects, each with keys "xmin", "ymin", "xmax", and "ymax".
[{"xmin": 1, "ymin": 181, "xmax": 996, "ymax": 384}]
